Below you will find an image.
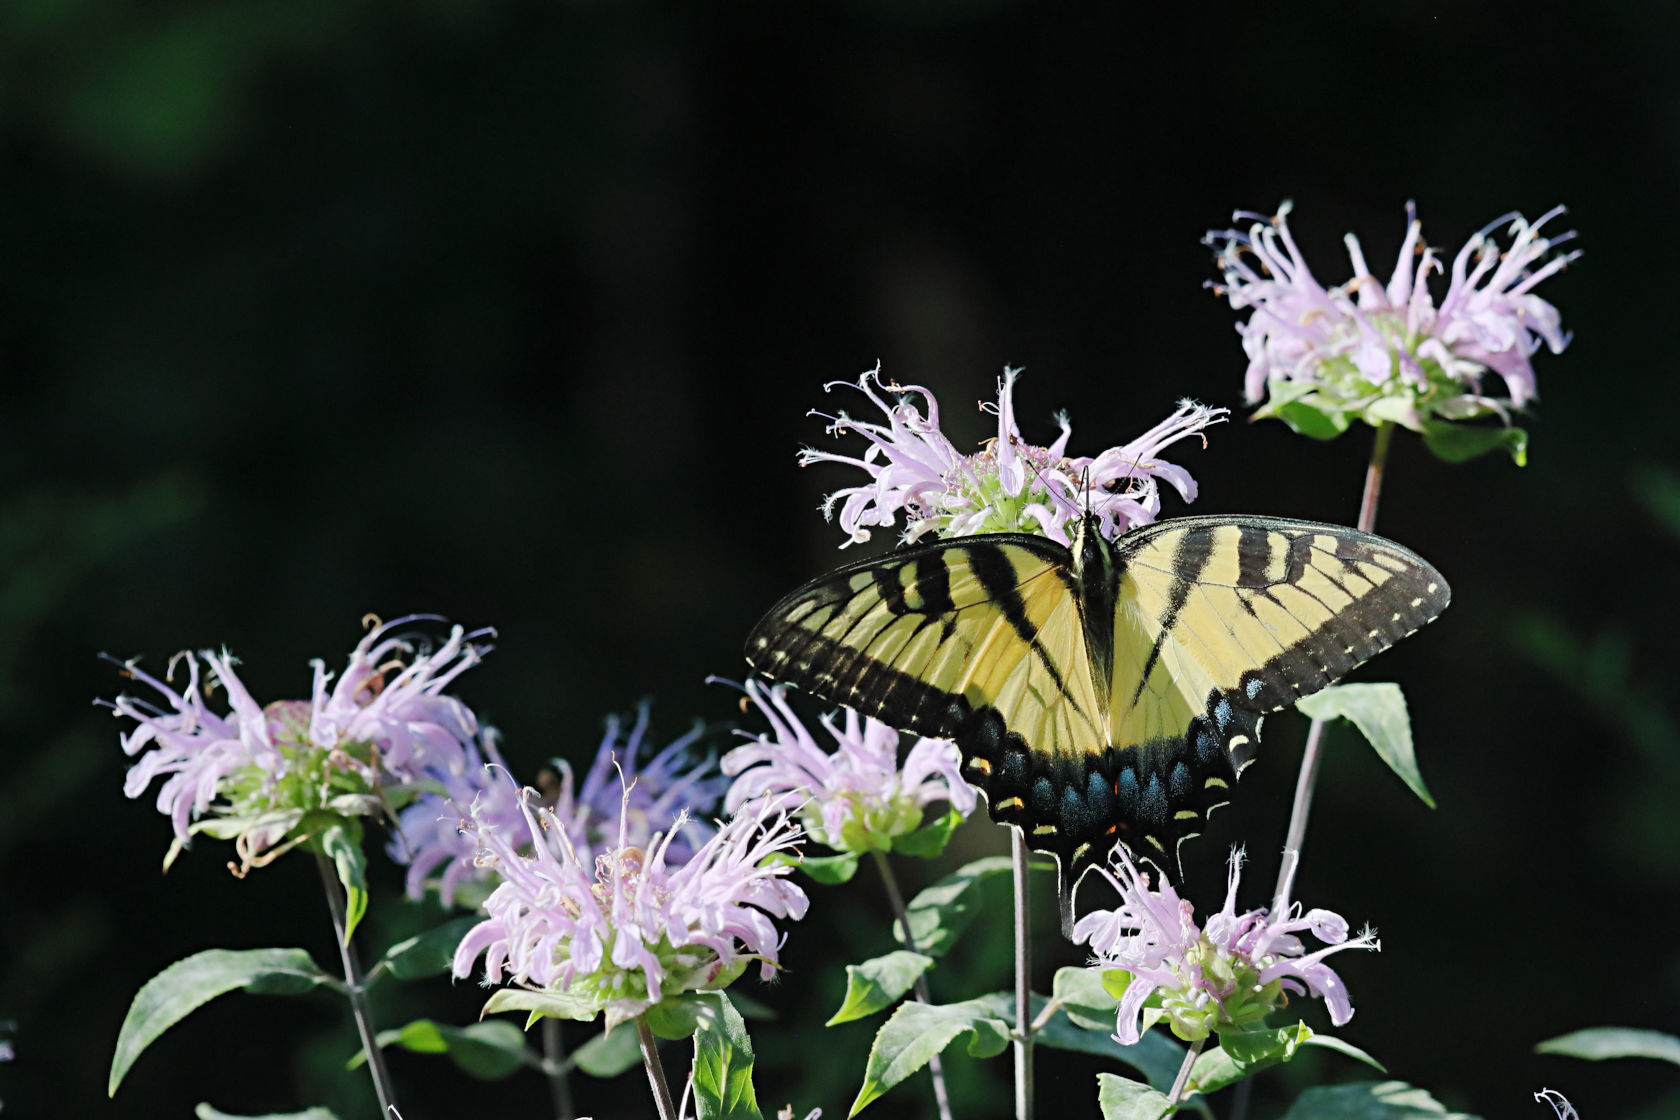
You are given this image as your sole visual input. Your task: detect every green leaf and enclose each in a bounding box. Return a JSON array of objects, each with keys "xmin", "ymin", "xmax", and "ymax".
[
  {"xmin": 195, "ymin": 1106, "xmax": 339, "ymax": 1120},
  {"xmin": 891, "ymin": 808, "xmax": 965, "ymax": 859},
  {"xmin": 800, "ymin": 852, "xmax": 862, "ymax": 885},
  {"xmin": 1303, "ymin": 1033, "xmax": 1386, "ymax": 1072},
  {"xmin": 1014, "ymin": 995, "xmax": 1182, "ymax": 1091},
  {"xmin": 1096, "ymin": 1073, "xmax": 1177, "ymax": 1120},
  {"xmin": 1051, "ymin": 966, "xmax": 1121, "ymax": 1031},
  {"xmin": 111, "ymin": 948, "xmax": 332, "ymax": 1096},
  {"xmin": 897, "ymin": 856, "xmax": 1013, "ymax": 958},
  {"xmin": 1189, "ymin": 1022, "xmax": 1312, "ymax": 1095},
  {"xmin": 319, "ymin": 823, "xmax": 368, "ymax": 944},
  {"xmin": 828, "ymin": 951, "xmax": 934, "ymax": 1026},
  {"xmin": 481, "ymin": 986, "xmax": 600, "ymax": 1024},
  {"xmin": 1536, "ymin": 1027, "xmax": 1680, "ymax": 1067},
  {"xmin": 692, "ymin": 994, "xmax": 762, "ymax": 1120},
  {"xmin": 357, "ymin": 1018, "xmax": 529, "ymax": 1080},
  {"xmin": 573, "ymin": 1025, "xmax": 643, "ymax": 1078},
  {"xmin": 1296, "ymin": 683, "xmax": 1434, "ymax": 808},
  {"xmin": 1421, "ymin": 418, "xmax": 1528, "ymax": 466},
  {"xmin": 372, "ymin": 916, "xmax": 479, "ymax": 983},
  {"xmin": 645, "ymin": 992, "xmax": 719, "ymax": 1040},
  {"xmin": 1278, "ymin": 1080, "xmax": 1481, "ymax": 1119},
  {"xmin": 850, "ymin": 999, "xmax": 1009, "ymax": 1116}
]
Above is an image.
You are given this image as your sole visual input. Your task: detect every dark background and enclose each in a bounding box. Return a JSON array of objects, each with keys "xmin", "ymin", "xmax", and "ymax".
[{"xmin": 4, "ymin": 2, "xmax": 1678, "ymax": 1118}]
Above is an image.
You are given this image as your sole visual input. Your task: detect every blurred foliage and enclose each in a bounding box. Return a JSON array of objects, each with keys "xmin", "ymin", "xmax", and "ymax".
[{"xmin": 2, "ymin": 1, "xmax": 1678, "ymax": 1118}]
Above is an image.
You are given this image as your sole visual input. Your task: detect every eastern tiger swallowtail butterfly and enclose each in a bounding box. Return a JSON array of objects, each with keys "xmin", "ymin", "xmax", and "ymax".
[{"xmin": 744, "ymin": 512, "xmax": 1449, "ymax": 916}]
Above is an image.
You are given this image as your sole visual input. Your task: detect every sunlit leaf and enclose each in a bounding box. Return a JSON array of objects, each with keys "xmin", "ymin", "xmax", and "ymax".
[
  {"xmin": 891, "ymin": 808, "xmax": 965, "ymax": 859},
  {"xmin": 1278, "ymin": 1080, "xmax": 1481, "ymax": 1119},
  {"xmin": 319, "ymin": 823, "xmax": 368, "ymax": 944},
  {"xmin": 481, "ymin": 986, "xmax": 599, "ymax": 1024},
  {"xmin": 896, "ymin": 856, "xmax": 1012, "ymax": 958},
  {"xmin": 1297, "ymin": 683, "xmax": 1433, "ymax": 808},
  {"xmin": 692, "ymin": 994, "xmax": 762, "ymax": 1120},
  {"xmin": 849, "ymin": 1000, "xmax": 1009, "ymax": 1116},
  {"xmin": 827, "ymin": 951, "xmax": 933, "ymax": 1026},
  {"xmin": 1536, "ymin": 1027, "xmax": 1680, "ymax": 1067},
  {"xmin": 1096, "ymin": 1073, "xmax": 1176, "ymax": 1120},
  {"xmin": 195, "ymin": 1106, "xmax": 339, "ymax": 1120},
  {"xmin": 111, "ymin": 949, "xmax": 332, "ymax": 1096}
]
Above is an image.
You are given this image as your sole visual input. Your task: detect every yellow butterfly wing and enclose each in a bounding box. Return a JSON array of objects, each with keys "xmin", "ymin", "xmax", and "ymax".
[
  {"xmin": 1099, "ymin": 516, "xmax": 1451, "ymax": 870},
  {"xmin": 743, "ymin": 534, "xmax": 1110, "ymax": 836}
]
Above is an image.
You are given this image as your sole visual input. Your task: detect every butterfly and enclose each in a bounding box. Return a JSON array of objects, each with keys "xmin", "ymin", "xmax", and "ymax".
[{"xmin": 744, "ymin": 511, "xmax": 1449, "ymax": 917}]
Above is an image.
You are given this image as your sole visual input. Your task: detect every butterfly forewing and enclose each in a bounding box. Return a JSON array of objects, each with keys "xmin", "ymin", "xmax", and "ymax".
[{"xmin": 745, "ymin": 536, "xmax": 1103, "ymax": 752}]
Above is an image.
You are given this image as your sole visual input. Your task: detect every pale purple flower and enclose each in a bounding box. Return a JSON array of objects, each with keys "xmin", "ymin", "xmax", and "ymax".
[
  {"xmin": 1207, "ymin": 202, "xmax": 1577, "ymax": 428},
  {"xmin": 800, "ymin": 365, "xmax": 1226, "ymax": 548},
  {"xmin": 720, "ymin": 679, "xmax": 976, "ymax": 854},
  {"xmin": 1072, "ymin": 847, "xmax": 1378, "ymax": 1045},
  {"xmin": 389, "ymin": 727, "xmax": 525, "ymax": 904},
  {"xmin": 551, "ymin": 703, "xmax": 728, "ymax": 863},
  {"xmin": 391, "ymin": 703, "xmax": 726, "ymax": 904},
  {"xmin": 107, "ymin": 615, "xmax": 489, "ymax": 863},
  {"xmin": 1535, "ymin": 1089, "xmax": 1579, "ymax": 1120},
  {"xmin": 452, "ymin": 781, "xmax": 808, "ymax": 1029}
]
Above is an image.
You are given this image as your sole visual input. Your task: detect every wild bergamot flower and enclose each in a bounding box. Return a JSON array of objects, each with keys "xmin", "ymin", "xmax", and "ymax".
[
  {"xmin": 1206, "ymin": 201, "xmax": 1577, "ymax": 460},
  {"xmin": 451, "ymin": 782, "xmax": 807, "ymax": 1031},
  {"xmin": 720, "ymin": 678, "xmax": 976, "ymax": 855},
  {"xmin": 392, "ymin": 703, "xmax": 726, "ymax": 904},
  {"xmin": 107, "ymin": 615, "xmax": 489, "ymax": 871},
  {"xmin": 1073, "ymin": 847, "xmax": 1378, "ymax": 1045},
  {"xmin": 801, "ymin": 365, "xmax": 1225, "ymax": 548}
]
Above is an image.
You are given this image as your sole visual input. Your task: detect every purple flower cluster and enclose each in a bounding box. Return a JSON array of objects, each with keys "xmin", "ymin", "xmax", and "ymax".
[
  {"xmin": 721, "ymin": 679, "xmax": 976, "ymax": 854},
  {"xmin": 1073, "ymin": 848, "xmax": 1378, "ymax": 1045},
  {"xmin": 392, "ymin": 703, "xmax": 726, "ymax": 905},
  {"xmin": 452, "ymin": 783, "xmax": 808, "ymax": 1026},
  {"xmin": 108, "ymin": 616, "xmax": 488, "ymax": 863},
  {"xmin": 1207, "ymin": 202, "xmax": 1577, "ymax": 430},
  {"xmin": 800, "ymin": 366, "xmax": 1225, "ymax": 548}
]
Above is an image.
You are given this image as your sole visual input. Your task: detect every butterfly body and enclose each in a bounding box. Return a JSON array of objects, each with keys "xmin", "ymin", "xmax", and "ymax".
[{"xmin": 745, "ymin": 513, "xmax": 1449, "ymax": 903}]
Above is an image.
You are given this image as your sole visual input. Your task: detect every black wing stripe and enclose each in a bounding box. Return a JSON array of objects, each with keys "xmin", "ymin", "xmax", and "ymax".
[
  {"xmin": 1130, "ymin": 527, "xmax": 1215, "ymax": 706},
  {"xmin": 966, "ymin": 545, "xmax": 1071, "ymax": 697}
]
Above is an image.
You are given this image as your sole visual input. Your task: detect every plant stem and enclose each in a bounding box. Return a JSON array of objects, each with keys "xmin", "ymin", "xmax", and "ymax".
[
  {"xmin": 1272, "ymin": 421, "xmax": 1395, "ymax": 912},
  {"xmin": 542, "ymin": 1016, "xmax": 575, "ymax": 1120},
  {"xmin": 314, "ymin": 851, "xmax": 397, "ymax": 1118},
  {"xmin": 636, "ymin": 1014, "xmax": 677, "ymax": 1120},
  {"xmin": 871, "ymin": 852, "xmax": 954, "ymax": 1120},
  {"xmin": 1166, "ymin": 1036, "xmax": 1206, "ymax": 1105},
  {"xmin": 1012, "ymin": 829, "xmax": 1034, "ymax": 1120}
]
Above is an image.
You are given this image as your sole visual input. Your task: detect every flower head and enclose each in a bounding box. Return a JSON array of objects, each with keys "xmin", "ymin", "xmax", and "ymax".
[
  {"xmin": 800, "ymin": 366, "xmax": 1225, "ymax": 548},
  {"xmin": 1207, "ymin": 201, "xmax": 1577, "ymax": 441},
  {"xmin": 1072, "ymin": 847, "xmax": 1378, "ymax": 1045},
  {"xmin": 451, "ymin": 782, "xmax": 808, "ymax": 1029},
  {"xmin": 391, "ymin": 703, "xmax": 727, "ymax": 905},
  {"xmin": 107, "ymin": 615, "xmax": 489, "ymax": 869},
  {"xmin": 720, "ymin": 679, "xmax": 977, "ymax": 854}
]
